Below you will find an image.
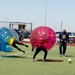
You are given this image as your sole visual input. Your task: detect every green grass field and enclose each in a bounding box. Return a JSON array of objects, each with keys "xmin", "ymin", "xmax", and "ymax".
[{"xmin": 0, "ymin": 43, "xmax": 75, "ymax": 75}]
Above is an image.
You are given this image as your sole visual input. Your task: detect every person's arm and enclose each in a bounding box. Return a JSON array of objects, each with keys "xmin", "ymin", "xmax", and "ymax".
[
  {"xmin": 59, "ymin": 33, "xmax": 62, "ymax": 41},
  {"xmin": 66, "ymin": 33, "xmax": 69, "ymax": 42}
]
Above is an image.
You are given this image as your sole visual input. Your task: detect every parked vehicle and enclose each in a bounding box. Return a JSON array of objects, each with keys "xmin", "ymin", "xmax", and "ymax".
[
  {"xmin": 14, "ymin": 29, "xmax": 31, "ymax": 41},
  {"xmin": 72, "ymin": 37, "xmax": 75, "ymax": 43},
  {"xmin": 68, "ymin": 37, "xmax": 73, "ymax": 44}
]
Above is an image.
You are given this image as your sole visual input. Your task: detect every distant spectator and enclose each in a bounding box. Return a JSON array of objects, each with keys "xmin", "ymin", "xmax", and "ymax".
[{"xmin": 59, "ymin": 29, "xmax": 69, "ymax": 57}]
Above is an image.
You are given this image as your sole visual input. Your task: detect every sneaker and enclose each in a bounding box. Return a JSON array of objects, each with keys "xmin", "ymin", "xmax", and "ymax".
[
  {"xmin": 60, "ymin": 54, "xmax": 63, "ymax": 57},
  {"xmin": 43, "ymin": 59, "xmax": 46, "ymax": 62},
  {"xmin": 32, "ymin": 58, "xmax": 35, "ymax": 62},
  {"xmin": 25, "ymin": 45, "xmax": 28, "ymax": 48},
  {"xmin": 22, "ymin": 51, "xmax": 25, "ymax": 53},
  {"xmin": 63, "ymin": 54, "xmax": 66, "ymax": 57}
]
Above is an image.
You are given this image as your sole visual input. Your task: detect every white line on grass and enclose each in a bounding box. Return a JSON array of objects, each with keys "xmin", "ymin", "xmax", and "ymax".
[
  {"xmin": 22, "ymin": 54, "xmax": 75, "ymax": 61},
  {"xmin": 7, "ymin": 51, "xmax": 75, "ymax": 61},
  {"xmin": 1, "ymin": 51, "xmax": 75, "ymax": 61},
  {"xmin": 8, "ymin": 51, "xmax": 31, "ymax": 55},
  {"xmin": 0, "ymin": 51, "xmax": 32, "ymax": 58}
]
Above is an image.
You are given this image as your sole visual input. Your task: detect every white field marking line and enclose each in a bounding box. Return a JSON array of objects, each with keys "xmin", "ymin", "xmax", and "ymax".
[
  {"xmin": 1, "ymin": 51, "xmax": 75, "ymax": 61},
  {"xmin": 8, "ymin": 51, "xmax": 31, "ymax": 56},
  {"xmin": 7, "ymin": 51, "xmax": 75, "ymax": 61},
  {"xmin": 1, "ymin": 53, "xmax": 75, "ymax": 61},
  {"xmin": 25, "ymin": 55, "xmax": 75, "ymax": 60}
]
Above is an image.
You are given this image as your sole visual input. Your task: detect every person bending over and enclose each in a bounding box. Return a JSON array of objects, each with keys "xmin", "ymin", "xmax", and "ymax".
[{"xmin": 32, "ymin": 47, "xmax": 48, "ymax": 62}]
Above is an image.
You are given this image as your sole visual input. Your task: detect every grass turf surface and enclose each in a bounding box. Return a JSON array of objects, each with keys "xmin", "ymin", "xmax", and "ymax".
[{"xmin": 0, "ymin": 43, "xmax": 75, "ymax": 75}]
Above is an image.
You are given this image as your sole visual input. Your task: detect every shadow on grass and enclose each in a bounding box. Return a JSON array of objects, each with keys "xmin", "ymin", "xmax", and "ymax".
[
  {"xmin": 65, "ymin": 55, "xmax": 74, "ymax": 57},
  {"xmin": 37, "ymin": 59, "xmax": 63, "ymax": 62},
  {"xmin": 1, "ymin": 55, "xmax": 31, "ymax": 59}
]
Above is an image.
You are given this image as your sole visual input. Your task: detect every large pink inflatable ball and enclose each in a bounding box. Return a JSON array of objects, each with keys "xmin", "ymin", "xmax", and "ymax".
[{"xmin": 30, "ymin": 26, "xmax": 56, "ymax": 50}]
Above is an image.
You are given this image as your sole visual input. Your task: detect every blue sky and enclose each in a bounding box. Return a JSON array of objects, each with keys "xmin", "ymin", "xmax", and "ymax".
[{"xmin": 0, "ymin": 0, "xmax": 75, "ymax": 32}]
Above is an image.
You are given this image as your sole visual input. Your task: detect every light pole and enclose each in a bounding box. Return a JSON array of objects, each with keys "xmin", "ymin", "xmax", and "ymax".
[
  {"xmin": 44, "ymin": 0, "xmax": 47, "ymax": 26},
  {"xmin": 61, "ymin": 21, "xmax": 62, "ymax": 31}
]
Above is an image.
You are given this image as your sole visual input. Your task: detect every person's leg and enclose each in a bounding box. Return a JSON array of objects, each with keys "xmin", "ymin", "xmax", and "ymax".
[
  {"xmin": 32, "ymin": 47, "xmax": 34, "ymax": 51},
  {"xmin": 14, "ymin": 40, "xmax": 28, "ymax": 47},
  {"xmin": 63, "ymin": 42, "xmax": 67, "ymax": 56},
  {"xmin": 33, "ymin": 47, "xmax": 41, "ymax": 61},
  {"xmin": 59, "ymin": 42, "xmax": 63, "ymax": 56},
  {"xmin": 42, "ymin": 48, "xmax": 48, "ymax": 61},
  {"xmin": 12, "ymin": 43, "xmax": 25, "ymax": 53}
]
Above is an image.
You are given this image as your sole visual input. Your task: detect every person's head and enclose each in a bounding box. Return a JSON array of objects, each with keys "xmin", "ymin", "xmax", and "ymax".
[{"xmin": 63, "ymin": 29, "xmax": 66, "ymax": 33}]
